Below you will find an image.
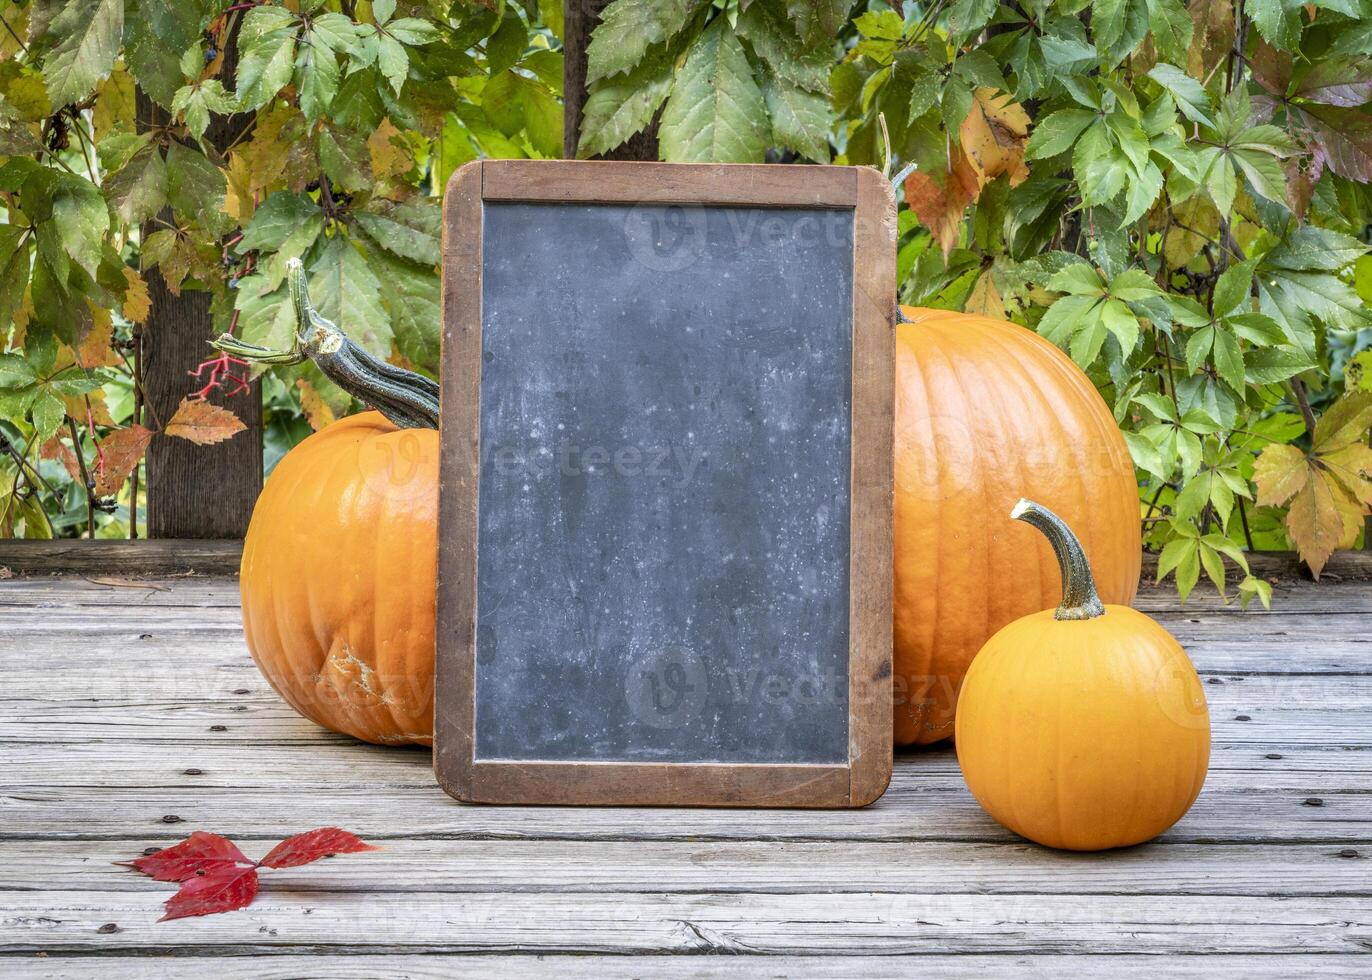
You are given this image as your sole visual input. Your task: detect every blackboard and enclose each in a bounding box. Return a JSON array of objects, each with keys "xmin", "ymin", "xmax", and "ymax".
[{"xmin": 435, "ymin": 160, "xmax": 894, "ymax": 807}]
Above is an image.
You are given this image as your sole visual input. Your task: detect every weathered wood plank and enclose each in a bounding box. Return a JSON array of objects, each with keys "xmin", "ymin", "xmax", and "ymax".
[
  {"xmin": 6, "ymin": 742, "xmax": 1366, "ymax": 793},
  {"xmin": 3, "ymin": 891, "xmax": 1369, "ymax": 955},
  {"xmin": 4, "ymin": 954, "xmax": 1368, "ymax": 979},
  {"xmin": 6, "ymin": 839, "xmax": 1368, "ymax": 897},
  {"xmin": 0, "ymin": 542, "xmax": 243, "ymax": 577},
  {"xmin": 2, "ymin": 568, "xmax": 1367, "ymax": 613},
  {"xmin": 3, "ymin": 783, "xmax": 1365, "ymax": 844},
  {"xmin": 6, "ymin": 680, "xmax": 1368, "ymax": 745}
]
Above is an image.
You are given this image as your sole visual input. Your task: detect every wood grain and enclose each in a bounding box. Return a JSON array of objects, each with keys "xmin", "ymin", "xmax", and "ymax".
[
  {"xmin": 2, "ymin": 575, "xmax": 1370, "ymax": 966},
  {"xmin": 0, "ymin": 539, "xmax": 243, "ymax": 576},
  {"xmin": 480, "ymin": 159, "xmax": 859, "ymax": 207}
]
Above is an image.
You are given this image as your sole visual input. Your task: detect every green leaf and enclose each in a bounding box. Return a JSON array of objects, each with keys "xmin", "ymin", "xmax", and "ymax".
[
  {"xmin": 1248, "ymin": 0, "xmax": 1302, "ymax": 51},
  {"xmin": 1198, "ymin": 145, "xmax": 1237, "ymax": 214},
  {"xmin": 1134, "ymin": 391, "xmax": 1177, "ymax": 422},
  {"xmin": 586, "ymin": 0, "xmax": 704, "ymax": 83},
  {"xmin": 165, "ymin": 143, "xmax": 226, "ymax": 233},
  {"xmin": 1109, "ymin": 268, "xmax": 1162, "ymax": 301},
  {"xmin": 1212, "ymin": 258, "xmax": 1256, "ymax": 316},
  {"xmin": 0, "ymin": 352, "xmax": 37, "ymax": 389},
  {"xmin": 738, "ymin": 0, "xmax": 831, "ymax": 94},
  {"xmin": 376, "ymin": 33, "xmax": 409, "ymax": 94},
  {"xmin": 1092, "ymin": 0, "xmax": 1131, "ymax": 51},
  {"xmin": 1047, "ymin": 261, "xmax": 1106, "ymax": 295},
  {"xmin": 521, "ymin": 77, "xmax": 564, "ymax": 158},
  {"xmin": 1147, "ymin": 64, "xmax": 1215, "ymax": 127},
  {"xmin": 234, "ymin": 5, "xmax": 297, "ymax": 111},
  {"xmin": 239, "ymin": 191, "xmax": 320, "ymax": 253},
  {"xmin": 0, "ymin": 230, "xmax": 30, "ymax": 330},
  {"xmin": 102, "ymin": 141, "xmax": 166, "ymax": 226},
  {"xmin": 1212, "ymin": 325, "xmax": 1245, "ymax": 391},
  {"xmin": 42, "ymin": 0, "xmax": 123, "ymax": 107},
  {"xmin": 52, "ymin": 178, "xmax": 109, "ymax": 280},
  {"xmin": 30, "ymin": 390, "xmax": 66, "ymax": 443},
  {"xmin": 1074, "ymin": 122, "xmax": 1128, "ymax": 206},
  {"xmin": 578, "ymin": 51, "xmax": 675, "ymax": 158},
  {"xmin": 1036, "ymin": 294, "xmax": 1101, "ymax": 347},
  {"xmin": 172, "ymin": 78, "xmax": 239, "ymax": 141},
  {"xmin": 946, "ymin": 0, "xmax": 997, "ymax": 37},
  {"xmin": 368, "ymin": 248, "xmax": 440, "ymax": 375},
  {"xmin": 659, "ymin": 19, "xmax": 769, "ymax": 163},
  {"xmin": 296, "ymin": 24, "xmax": 342, "ymax": 121},
  {"xmin": 763, "ymin": 75, "xmax": 831, "ymax": 162},
  {"xmin": 308, "ymin": 236, "xmax": 392, "ymax": 359},
  {"xmin": 354, "ymin": 198, "xmax": 441, "ymax": 266},
  {"xmin": 1100, "ymin": 298, "xmax": 1140, "ymax": 354},
  {"xmin": 1145, "ymin": 0, "xmax": 1193, "ymax": 66},
  {"xmin": 486, "ymin": 9, "xmax": 529, "ymax": 76},
  {"xmin": 319, "ymin": 126, "xmax": 371, "ymax": 193},
  {"xmin": 1025, "ymin": 108, "xmax": 1096, "ymax": 160}
]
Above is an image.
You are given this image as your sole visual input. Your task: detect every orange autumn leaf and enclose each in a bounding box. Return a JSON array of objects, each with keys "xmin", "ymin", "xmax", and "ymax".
[
  {"xmin": 93, "ymin": 425, "xmax": 154, "ymax": 496},
  {"xmin": 903, "ymin": 149, "xmax": 979, "ymax": 258},
  {"xmin": 163, "ymin": 398, "xmax": 247, "ymax": 446},
  {"xmin": 295, "ymin": 379, "xmax": 336, "ymax": 431},
  {"xmin": 61, "ymin": 389, "xmax": 116, "ymax": 428},
  {"xmin": 959, "ymin": 88, "xmax": 1031, "ymax": 189},
  {"xmin": 904, "ymin": 89, "xmax": 1032, "ymax": 257},
  {"xmin": 40, "ymin": 437, "xmax": 83, "ymax": 483}
]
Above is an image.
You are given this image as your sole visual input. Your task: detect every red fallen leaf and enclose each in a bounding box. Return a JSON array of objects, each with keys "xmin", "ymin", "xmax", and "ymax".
[
  {"xmin": 259, "ymin": 827, "xmax": 381, "ymax": 869},
  {"xmin": 160, "ymin": 865, "xmax": 259, "ymax": 921},
  {"xmin": 119, "ymin": 831, "xmax": 252, "ymax": 882},
  {"xmin": 121, "ymin": 828, "xmax": 378, "ymax": 921}
]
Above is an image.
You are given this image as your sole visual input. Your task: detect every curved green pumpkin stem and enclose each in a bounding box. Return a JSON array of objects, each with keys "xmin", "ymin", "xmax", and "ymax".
[
  {"xmin": 211, "ymin": 258, "xmax": 440, "ymax": 430},
  {"xmin": 1011, "ymin": 498, "xmax": 1106, "ymax": 621}
]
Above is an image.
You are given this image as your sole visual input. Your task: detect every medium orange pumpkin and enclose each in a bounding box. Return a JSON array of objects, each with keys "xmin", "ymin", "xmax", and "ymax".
[
  {"xmin": 894, "ymin": 306, "xmax": 1141, "ymax": 745},
  {"xmin": 227, "ymin": 259, "xmax": 440, "ymax": 746},
  {"xmin": 955, "ymin": 500, "xmax": 1210, "ymax": 850}
]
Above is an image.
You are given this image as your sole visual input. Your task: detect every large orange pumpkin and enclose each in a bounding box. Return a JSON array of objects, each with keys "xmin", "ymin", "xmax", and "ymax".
[
  {"xmin": 894, "ymin": 306, "xmax": 1141, "ymax": 745},
  {"xmin": 239, "ymin": 411, "xmax": 438, "ymax": 745},
  {"xmin": 226, "ymin": 258, "xmax": 440, "ymax": 746}
]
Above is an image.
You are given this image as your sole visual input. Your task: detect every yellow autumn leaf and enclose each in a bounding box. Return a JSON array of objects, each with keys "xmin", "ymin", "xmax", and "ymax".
[
  {"xmin": 78, "ymin": 303, "xmax": 117, "ymax": 369},
  {"xmin": 964, "ymin": 268, "xmax": 1004, "ymax": 318},
  {"xmin": 296, "ymin": 379, "xmax": 336, "ymax": 432},
  {"xmin": 369, "ymin": 119, "xmax": 415, "ymax": 184},
  {"xmin": 959, "ymin": 88, "xmax": 1030, "ymax": 190},
  {"xmin": 121, "ymin": 266, "xmax": 151, "ymax": 325},
  {"xmin": 1253, "ymin": 391, "xmax": 1372, "ymax": 577}
]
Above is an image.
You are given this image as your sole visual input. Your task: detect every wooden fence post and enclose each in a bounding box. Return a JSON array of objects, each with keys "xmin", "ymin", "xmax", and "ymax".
[
  {"xmin": 563, "ymin": 0, "xmax": 660, "ymax": 160},
  {"xmin": 136, "ymin": 26, "xmax": 262, "ymax": 540}
]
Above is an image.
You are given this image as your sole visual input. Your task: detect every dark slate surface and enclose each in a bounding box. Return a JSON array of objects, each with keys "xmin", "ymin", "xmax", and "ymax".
[{"xmin": 474, "ymin": 202, "xmax": 854, "ymax": 764}]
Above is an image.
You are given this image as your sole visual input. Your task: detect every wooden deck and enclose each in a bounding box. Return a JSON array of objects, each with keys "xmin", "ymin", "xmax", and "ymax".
[{"xmin": 2, "ymin": 563, "xmax": 1370, "ymax": 977}]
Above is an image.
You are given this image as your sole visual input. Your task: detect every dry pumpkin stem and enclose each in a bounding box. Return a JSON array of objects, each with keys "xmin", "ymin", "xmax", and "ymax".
[
  {"xmin": 1010, "ymin": 498, "xmax": 1106, "ymax": 622},
  {"xmin": 212, "ymin": 258, "xmax": 440, "ymax": 431}
]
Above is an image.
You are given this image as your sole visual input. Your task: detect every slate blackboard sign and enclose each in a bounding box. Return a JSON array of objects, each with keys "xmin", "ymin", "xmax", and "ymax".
[{"xmin": 434, "ymin": 160, "xmax": 894, "ymax": 807}]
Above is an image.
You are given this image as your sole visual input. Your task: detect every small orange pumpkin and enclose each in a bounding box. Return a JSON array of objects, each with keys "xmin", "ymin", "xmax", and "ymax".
[
  {"xmin": 226, "ymin": 260, "xmax": 439, "ymax": 745},
  {"xmin": 955, "ymin": 499, "xmax": 1210, "ymax": 850},
  {"xmin": 893, "ymin": 306, "xmax": 1141, "ymax": 745}
]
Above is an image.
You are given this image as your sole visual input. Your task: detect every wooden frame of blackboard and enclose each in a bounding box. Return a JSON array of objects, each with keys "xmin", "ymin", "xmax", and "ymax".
[{"xmin": 434, "ymin": 159, "xmax": 895, "ymax": 808}]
